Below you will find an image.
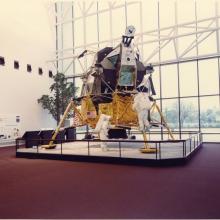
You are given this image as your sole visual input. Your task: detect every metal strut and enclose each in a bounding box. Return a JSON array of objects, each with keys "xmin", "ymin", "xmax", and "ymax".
[
  {"xmin": 42, "ymin": 100, "xmax": 84, "ymax": 149},
  {"xmin": 140, "ymin": 101, "xmax": 175, "ymax": 153}
]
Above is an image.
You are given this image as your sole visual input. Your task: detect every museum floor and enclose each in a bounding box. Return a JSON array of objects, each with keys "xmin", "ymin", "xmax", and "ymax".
[{"xmin": 0, "ymin": 143, "xmax": 220, "ymax": 219}]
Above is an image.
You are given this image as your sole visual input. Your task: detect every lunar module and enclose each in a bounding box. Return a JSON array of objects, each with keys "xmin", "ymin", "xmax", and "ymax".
[{"xmin": 44, "ymin": 26, "xmax": 174, "ymax": 153}]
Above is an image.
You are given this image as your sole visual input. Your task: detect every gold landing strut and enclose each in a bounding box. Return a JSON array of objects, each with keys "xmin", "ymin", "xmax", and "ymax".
[
  {"xmin": 140, "ymin": 130, "xmax": 157, "ymax": 153},
  {"xmin": 41, "ymin": 100, "xmax": 84, "ymax": 149},
  {"xmin": 150, "ymin": 101, "xmax": 175, "ymax": 140},
  {"xmin": 140, "ymin": 101, "xmax": 175, "ymax": 153}
]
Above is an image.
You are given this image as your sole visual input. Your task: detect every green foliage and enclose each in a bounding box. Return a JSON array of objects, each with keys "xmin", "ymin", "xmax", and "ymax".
[
  {"xmin": 163, "ymin": 101, "xmax": 220, "ymax": 129},
  {"xmin": 201, "ymin": 109, "xmax": 220, "ymax": 127},
  {"xmin": 38, "ymin": 73, "xmax": 77, "ymax": 123}
]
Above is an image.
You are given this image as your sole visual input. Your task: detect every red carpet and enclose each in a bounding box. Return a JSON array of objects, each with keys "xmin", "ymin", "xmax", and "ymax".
[{"xmin": 0, "ymin": 143, "xmax": 220, "ymax": 218}]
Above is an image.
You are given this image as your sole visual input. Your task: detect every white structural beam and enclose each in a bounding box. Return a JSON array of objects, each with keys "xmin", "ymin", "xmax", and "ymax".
[
  {"xmin": 55, "ymin": 16, "xmax": 220, "ymax": 53},
  {"xmin": 216, "ymin": 1, "xmax": 220, "ymax": 54},
  {"xmin": 173, "ymin": 1, "xmax": 179, "ymax": 60},
  {"xmin": 52, "ymin": 1, "xmax": 220, "ymax": 73},
  {"xmin": 151, "ymin": 53, "xmax": 220, "ymax": 66},
  {"xmin": 55, "ymin": 1, "xmax": 139, "ymax": 26}
]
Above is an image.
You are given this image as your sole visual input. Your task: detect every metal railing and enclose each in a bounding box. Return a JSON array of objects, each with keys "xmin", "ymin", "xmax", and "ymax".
[{"xmin": 16, "ymin": 131, "xmax": 202, "ymax": 160}]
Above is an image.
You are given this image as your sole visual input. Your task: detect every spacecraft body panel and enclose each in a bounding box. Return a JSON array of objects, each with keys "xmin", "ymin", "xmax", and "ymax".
[
  {"xmin": 120, "ymin": 45, "xmax": 136, "ymax": 66},
  {"xmin": 112, "ymin": 93, "xmax": 138, "ymax": 127}
]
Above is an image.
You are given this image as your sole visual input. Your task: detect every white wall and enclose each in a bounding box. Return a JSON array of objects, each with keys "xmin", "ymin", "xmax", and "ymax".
[{"xmin": 0, "ymin": 0, "xmax": 57, "ymax": 136}]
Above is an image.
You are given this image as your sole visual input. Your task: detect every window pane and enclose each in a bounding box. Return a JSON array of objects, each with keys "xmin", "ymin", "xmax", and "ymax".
[
  {"xmin": 196, "ymin": 0, "xmax": 215, "ymax": 20},
  {"xmin": 200, "ymin": 96, "xmax": 220, "ymax": 130},
  {"xmin": 180, "ymin": 98, "xmax": 199, "ymax": 130},
  {"xmin": 162, "ymin": 99, "xmax": 179, "ymax": 130},
  {"xmin": 98, "ymin": 2, "xmax": 110, "ymax": 11},
  {"xmin": 61, "ymin": 2, "xmax": 72, "ymax": 20},
  {"xmin": 75, "ymin": 77, "xmax": 83, "ymax": 98},
  {"xmin": 63, "ymin": 23, "xmax": 73, "ymax": 49},
  {"xmin": 127, "ymin": 3, "xmax": 140, "ymax": 33},
  {"xmin": 73, "ymin": 2, "xmax": 83, "ymax": 18},
  {"xmin": 177, "ymin": 0, "xmax": 195, "ymax": 24},
  {"xmin": 142, "ymin": 0, "xmax": 158, "ymax": 31},
  {"xmin": 112, "ymin": 8, "xmax": 125, "ymax": 39},
  {"xmin": 198, "ymin": 33, "xmax": 217, "ymax": 56},
  {"xmin": 74, "ymin": 48, "xmax": 85, "ymax": 75},
  {"xmin": 159, "ymin": 1, "xmax": 175, "ymax": 28},
  {"xmin": 200, "ymin": 96, "xmax": 220, "ymax": 142},
  {"xmin": 160, "ymin": 40, "xmax": 176, "ymax": 61},
  {"xmin": 143, "ymin": 42, "xmax": 159, "ymax": 64},
  {"xmin": 178, "ymin": 36, "xmax": 197, "ymax": 58},
  {"xmin": 86, "ymin": 15, "xmax": 98, "ymax": 44},
  {"xmin": 199, "ymin": 59, "xmax": 219, "ymax": 95},
  {"xmin": 63, "ymin": 60, "xmax": 73, "ymax": 76},
  {"xmin": 161, "ymin": 64, "xmax": 178, "ymax": 98},
  {"xmin": 179, "ymin": 62, "xmax": 198, "ymax": 97},
  {"xmin": 99, "ymin": 12, "xmax": 110, "ymax": 42},
  {"xmin": 85, "ymin": 2, "xmax": 97, "ymax": 14},
  {"xmin": 74, "ymin": 19, "xmax": 84, "ymax": 46}
]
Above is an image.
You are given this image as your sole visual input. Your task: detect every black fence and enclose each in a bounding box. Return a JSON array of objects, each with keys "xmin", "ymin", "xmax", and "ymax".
[{"xmin": 16, "ymin": 131, "xmax": 202, "ymax": 163}]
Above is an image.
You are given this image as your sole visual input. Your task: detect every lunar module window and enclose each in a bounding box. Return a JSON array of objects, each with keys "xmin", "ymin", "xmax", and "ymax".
[{"xmin": 118, "ymin": 66, "xmax": 135, "ymax": 86}]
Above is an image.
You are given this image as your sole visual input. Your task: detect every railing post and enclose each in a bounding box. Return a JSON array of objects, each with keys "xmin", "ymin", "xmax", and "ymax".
[
  {"xmin": 200, "ymin": 132, "xmax": 203, "ymax": 144},
  {"xmin": 61, "ymin": 140, "xmax": 63, "ymax": 155},
  {"xmin": 118, "ymin": 141, "xmax": 121, "ymax": 158},
  {"xmin": 184, "ymin": 141, "xmax": 186, "ymax": 157},
  {"xmin": 183, "ymin": 141, "xmax": 184, "ymax": 157},
  {"xmin": 156, "ymin": 143, "xmax": 158, "ymax": 160},
  {"xmin": 194, "ymin": 136, "xmax": 196, "ymax": 149},
  {"xmin": 190, "ymin": 138, "xmax": 192, "ymax": 153},
  {"xmin": 15, "ymin": 139, "xmax": 18, "ymax": 153},
  {"xmin": 199, "ymin": 133, "xmax": 201, "ymax": 145},
  {"xmin": 88, "ymin": 140, "xmax": 90, "ymax": 156},
  {"xmin": 159, "ymin": 143, "xmax": 161, "ymax": 159}
]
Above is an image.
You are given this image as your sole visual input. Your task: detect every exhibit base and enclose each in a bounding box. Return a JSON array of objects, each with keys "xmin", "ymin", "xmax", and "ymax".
[{"xmin": 16, "ymin": 134, "xmax": 202, "ymax": 166}]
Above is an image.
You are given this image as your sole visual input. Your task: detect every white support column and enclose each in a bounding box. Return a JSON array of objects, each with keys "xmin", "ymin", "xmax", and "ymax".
[
  {"xmin": 61, "ymin": 2, "xmax": 64, "ymax": 73},
  {"xmin": 83, "ymin": 2, "xmax": 87, "ymax": 70},
  {"xmin": 157, "ymin": 1, "xmax": 163, "ymax": 140},
  {"xmin": 55, "ymin": 2, "xmax": 59, "ymax": 74},
  {"xmin": 195, "ymin": 1, "xmax": 201, "ymax": 132},
  {"xmin": 174, "ymin": 1, "xmax": 179, "ymax": 60},
  {"xmin": 108, "ymin": 2, "xmax": 116, "ymax": 47},
  {"xmin": 139, "ymin": 1, "xmax": 144, "ymax": 57},
  {"xmin": 97, "ymin": 2, "xmax": 100, "ymax": 49},
  {"xmin": 216, "ymin": 1, "xmax": 220, "ymax": 54},
  {"xmin": 72, "ymin": 1, "xmax": 76, "ymax": 79},
  {"xmin": 125, "ymin": 1, "xmax": 127, "ymax": 28},
  {"xmin": 195, "ymin": 1, "xmax": 199, "ymax": 57},
  {"xmin": 215, "ymin": 1, "xmax": 220, "ymax": 108}
]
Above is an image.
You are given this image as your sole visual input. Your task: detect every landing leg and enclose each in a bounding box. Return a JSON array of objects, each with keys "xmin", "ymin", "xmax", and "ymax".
[{"xmin": 140, "ymin": 129, "xmax": 157, "ymax": 153}]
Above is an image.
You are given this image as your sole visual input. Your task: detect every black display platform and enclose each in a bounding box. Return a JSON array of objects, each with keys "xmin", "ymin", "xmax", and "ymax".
[{"xmin": 16, "ymin": 141, "xmax": 202, "ymax": 166}]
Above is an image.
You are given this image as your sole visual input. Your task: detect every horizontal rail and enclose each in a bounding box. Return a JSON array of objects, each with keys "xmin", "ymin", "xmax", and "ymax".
[{"xmin": 16, "ymin": 136, "xmax": 197, "ymax": 144}]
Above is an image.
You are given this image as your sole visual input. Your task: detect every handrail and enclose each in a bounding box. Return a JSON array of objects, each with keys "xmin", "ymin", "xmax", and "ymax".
[
  {"xmin": 16, "ymin": 131, "xmax": 202, "ymax": 162},
  {"xmin": 16, "ymin": 137, "xmax": 187, "ymax": 144}
]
